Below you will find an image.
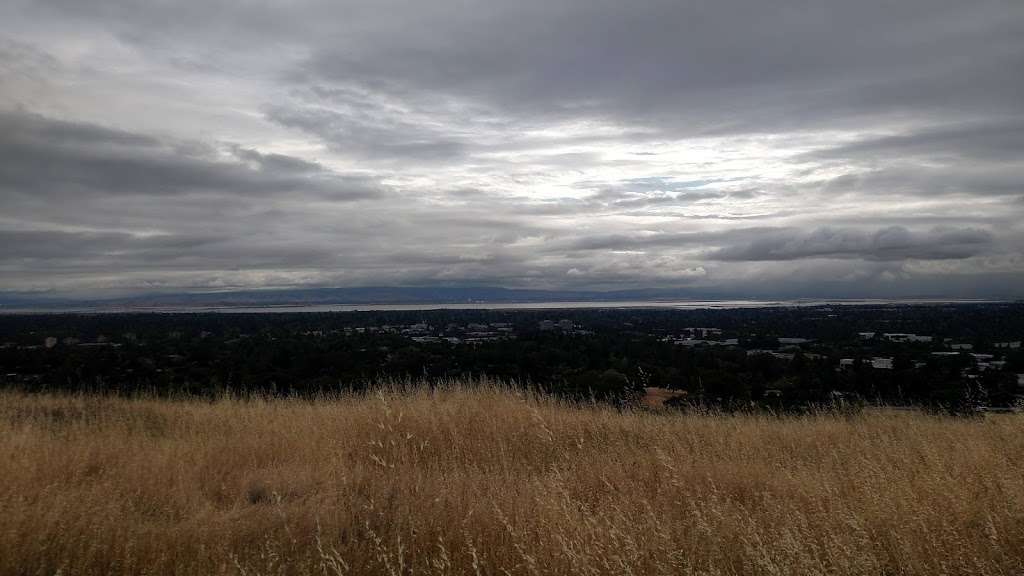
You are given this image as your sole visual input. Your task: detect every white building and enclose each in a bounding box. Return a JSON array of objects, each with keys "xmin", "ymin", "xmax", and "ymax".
[
  {"xmin": 677, "ymin": 338, "xmax": 738, "ymax": 347},
  {"xmin": 685, "ymin": 327, "xmax": 722, "ymax": 338},
  {"xmin": 883, "ymin": 333, "xmax": 933, "ymax": 343},
  {"xmin": 871, "ymin": 357, "xmax": 894, "ymax": 370}
]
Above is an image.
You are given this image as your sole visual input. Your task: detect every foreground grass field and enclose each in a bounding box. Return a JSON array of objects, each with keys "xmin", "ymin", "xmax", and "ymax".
[{"xmin": 1, "ymin": 385, "xmax": 1023, "ymax": 575}]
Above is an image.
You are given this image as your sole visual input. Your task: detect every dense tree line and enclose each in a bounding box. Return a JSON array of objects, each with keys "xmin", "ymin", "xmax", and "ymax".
[{"xmin": 2, "ymin": 304, "xmax": 1022, "ymax": 412}]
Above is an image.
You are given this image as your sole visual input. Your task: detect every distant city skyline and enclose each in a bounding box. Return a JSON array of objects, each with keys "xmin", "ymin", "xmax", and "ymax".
[{"xmin": 1, "ymin": 0, "xmax": 1023, "ymax": 298}]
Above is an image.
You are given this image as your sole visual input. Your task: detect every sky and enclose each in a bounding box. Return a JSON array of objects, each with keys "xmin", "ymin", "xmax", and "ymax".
[{"xmin": 1, "ymin": 0, "xmax": 1023, "ymax": 299}]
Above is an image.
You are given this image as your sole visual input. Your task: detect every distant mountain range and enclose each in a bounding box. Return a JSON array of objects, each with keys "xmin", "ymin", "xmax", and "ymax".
[
  {"xmin": 2, "ymin": 285, "xmax": 1016, "ymax": 311},
  {"xmin": 0, "ymin": 286, "xmax": 733, "ymax": 310}
]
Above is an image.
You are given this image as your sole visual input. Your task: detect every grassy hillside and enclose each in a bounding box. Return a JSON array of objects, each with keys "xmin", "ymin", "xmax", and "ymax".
[{"xmin": 1, "ymin": 384, "xmax": 1022, "ymax": 575}]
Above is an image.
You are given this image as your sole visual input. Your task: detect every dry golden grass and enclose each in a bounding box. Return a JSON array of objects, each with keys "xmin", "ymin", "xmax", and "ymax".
[{"xmin": 1, "ymin": 383, "xmax": 1023, "ymax": 575}]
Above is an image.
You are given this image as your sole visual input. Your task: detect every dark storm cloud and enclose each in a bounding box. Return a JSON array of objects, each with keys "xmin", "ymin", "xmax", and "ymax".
[
  {"xmin": 0, "ymin": 111, "xmax": 381, "ymax": 201},
  {"xmin": 295, "ymin": 0, "xmax": 1024, "ymax": 132}
]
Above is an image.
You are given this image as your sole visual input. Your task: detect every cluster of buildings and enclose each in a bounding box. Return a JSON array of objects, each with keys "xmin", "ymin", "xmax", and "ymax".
[
  {"xmin": 838, "ymin": 357, "xmax": 894, "ymax": 370},
  {"xmin": 3, "ymin": 334, "xmax": 127, "ymax": 350},
  {"xmin": 658, "ymin": 326, "xmax": 1022, "ymax": 387},
  {"xmin": 342, "ymin": 321, "xmax": 516, "ymax": 344},
  {"xmin": 663, "ymin": 330, "xmax": 816, "ymax": 355},
  {"xmin": 840, "ymin": 334, "xmax": 1019, "ymax": 375},
  {"xmin": 665, "ymin": 327, "xmax": 736, "ymax": 348},
  {"xmin": 537, "ymin": 319, "xmax": 592, "ymax": 335}
]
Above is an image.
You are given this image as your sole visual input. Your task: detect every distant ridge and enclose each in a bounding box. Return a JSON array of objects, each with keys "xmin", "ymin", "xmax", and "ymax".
[
  {"xmin": 0, "ymin": 286, "xmax": 712, "ymax": 310},
  {"xmin": 1, "ymin": 285, "xmax": 1016, "ymax": 311}
]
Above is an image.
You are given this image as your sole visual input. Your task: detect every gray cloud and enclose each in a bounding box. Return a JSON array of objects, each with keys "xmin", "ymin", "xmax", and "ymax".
[
  {"xmin": 264, "ymin": 102, "xmax": 469, "ymax": 164},
  {"xmin": 0, "ymin": 0, "xmax": 1022, "ymax": 298},
  {"xmin": 707, "ymin": 226, "xmax": 996, "ymax": 262},
  {"xmin": 13, "ymin": 0, "xmax": 1024, "ymax": 135},
  {"xmin": 293, "ymin": 0, "xmax": 1024, "ymax": 132},
  {"xmin": 0, "ymin": 111, "xmax": 381, "ymax": 201},
  {"xmin": 557, "ymin": 225, "xmax": 1002, "ymax": 262},
  {"xmin": 806, "ymin": 120, "xmax": 1024, "ymax": 164},
  {"xmin": 0, "ymin": 229, "xmax": 220, "ymax": 262},
  {"xmin": 817, "ymin": 166, "xmax": 1024, "ymax": 199}
]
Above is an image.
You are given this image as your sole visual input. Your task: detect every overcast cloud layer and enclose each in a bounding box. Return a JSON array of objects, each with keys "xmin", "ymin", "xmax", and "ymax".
[{"xmin": 1, "ymin": 0, "xmax": 1023, "ymax": 298}]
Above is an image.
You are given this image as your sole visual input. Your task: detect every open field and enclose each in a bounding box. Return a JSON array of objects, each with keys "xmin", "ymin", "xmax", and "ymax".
[{"xmin": 1, "ymin": 384, "xmax": 1023, "ymax": 575}]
